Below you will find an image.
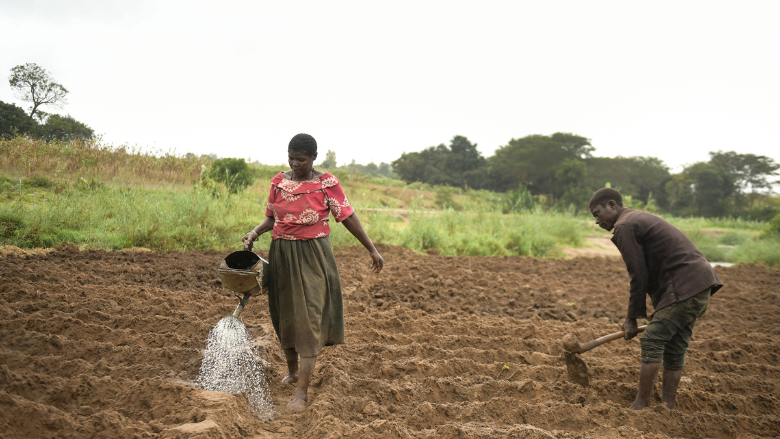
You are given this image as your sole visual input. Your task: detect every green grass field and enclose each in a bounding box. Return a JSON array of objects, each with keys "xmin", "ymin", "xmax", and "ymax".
[{"xmin": 1, "ymin": 134, "xmax": 778, "ymax": 267}]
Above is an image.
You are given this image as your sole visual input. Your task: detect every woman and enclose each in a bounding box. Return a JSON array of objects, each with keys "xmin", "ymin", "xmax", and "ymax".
[{"xmin": 242, "ymin": 133, "xmax": 383, "ymax": 413}]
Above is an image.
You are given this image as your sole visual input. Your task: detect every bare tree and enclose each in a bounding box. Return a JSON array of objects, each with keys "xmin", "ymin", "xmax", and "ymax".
[{"xmin": 8, "ymin": 63, "xmax": 69, "ymax": 120}]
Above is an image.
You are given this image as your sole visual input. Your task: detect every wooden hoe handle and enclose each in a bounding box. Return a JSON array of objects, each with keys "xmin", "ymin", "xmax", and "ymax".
[{"xmin": 578, "ymin": 325, "xmax": 647, "ymax": 353}]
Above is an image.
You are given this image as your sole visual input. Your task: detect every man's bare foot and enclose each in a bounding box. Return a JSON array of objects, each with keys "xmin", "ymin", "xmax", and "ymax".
[
  {"xmin": 629, "ymin": 399, "xmax": 649, "ymax": 410},
  {"xmin": 287, "ymin": 390, "xmax": 307, "ymax": 413},
  {"xmin": 281, "ymin": 372, "xmax": 298, "ymax": 384}
]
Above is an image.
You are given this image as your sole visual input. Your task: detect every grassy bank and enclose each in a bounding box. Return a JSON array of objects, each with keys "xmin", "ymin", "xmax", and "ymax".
[
  {"xmin": 1, "ymin": 135, "xmax": 778, "ymax": 267},
  {"xmin": 0, "ymin": 181, "xmax": 585, "ymax": 258}
]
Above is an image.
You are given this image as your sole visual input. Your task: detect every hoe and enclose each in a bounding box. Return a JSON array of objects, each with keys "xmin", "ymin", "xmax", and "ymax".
[{"xmin": 562, "ymin": 325, "xmax": 647, "ymax": 386}]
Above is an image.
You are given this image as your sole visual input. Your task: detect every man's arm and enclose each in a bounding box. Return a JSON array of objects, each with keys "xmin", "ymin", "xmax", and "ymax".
[{"xmin": 613, "ymin": 224, "xmax": 649, "ymax": 338}]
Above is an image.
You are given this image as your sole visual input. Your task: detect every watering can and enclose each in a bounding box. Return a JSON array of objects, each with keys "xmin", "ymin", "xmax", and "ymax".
[{"xmin": 218, "ymin": 245, "xmax": 269, "ymax": 318}]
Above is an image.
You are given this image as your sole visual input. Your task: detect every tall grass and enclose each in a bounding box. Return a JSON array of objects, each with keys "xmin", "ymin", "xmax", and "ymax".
[
  {"xmin": 0, "ymin": 184, "xmax": 255, "ymax": 250},
  {"xmin": 331, "ymin": 209, "xmax": 584, "ymax": 257},
  {"xmin": 730, "ymin": 234, "xmax": 780, "ymax": 268},
  {"xmin": 0, "ymin": 181, "xmax": 586, "ymax": 257},
  {"xmin": 666, "ymin": 215, "xmax": 768, "ymax": 232},
  {"xmin": 0, "ymin": 134, "xmax": 209, "ymax": 187}
]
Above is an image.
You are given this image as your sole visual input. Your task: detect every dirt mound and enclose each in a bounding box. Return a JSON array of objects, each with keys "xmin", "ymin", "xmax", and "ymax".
[{"xmin": 1, "ymin": 244, "xmax": 778, "ymax": 438}]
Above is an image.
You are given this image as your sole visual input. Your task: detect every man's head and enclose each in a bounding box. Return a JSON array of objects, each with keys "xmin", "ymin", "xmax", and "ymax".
[{"xmin": 588, "ymin": 188, "xmax": 624, "ymax": 231}]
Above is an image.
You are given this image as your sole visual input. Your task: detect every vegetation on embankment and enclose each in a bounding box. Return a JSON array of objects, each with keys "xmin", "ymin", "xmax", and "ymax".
[
  {"xmin": 0, "ymin": 173, "xmax": 587, "ymax": 258},
  {"xmin": 1, "ymin": 135, "xmax": 778, "ymax": 267}
]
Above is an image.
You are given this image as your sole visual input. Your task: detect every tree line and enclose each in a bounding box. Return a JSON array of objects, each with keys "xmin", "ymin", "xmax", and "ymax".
[
  {"xmin": 1, "ymin": 63, "xmax": 94, "ymax": 141},
  {"xmin": 3, "ymin": 64, "xmax": 777, "ymax": 219},
  {"xmin": 392, "ymin": 134, "xmax": 779, "ymax": 219}
]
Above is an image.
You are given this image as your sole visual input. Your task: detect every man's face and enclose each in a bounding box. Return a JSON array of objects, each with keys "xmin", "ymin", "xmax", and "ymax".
[{"xmin": 590, "ymin": 200, "xmax": 620, "ymax": 232}]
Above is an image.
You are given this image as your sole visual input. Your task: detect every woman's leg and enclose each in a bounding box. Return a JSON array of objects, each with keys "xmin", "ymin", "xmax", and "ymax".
[
  {"xmin": 282, "ymin": 348, "xmax": 298, "ymax": 384},
  {"xmin": 287, "ymin": 354, "xmax": 317, "ymax": 412}
]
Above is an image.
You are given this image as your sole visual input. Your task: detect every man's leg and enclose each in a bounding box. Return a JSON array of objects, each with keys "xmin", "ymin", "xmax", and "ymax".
[
  {"xmin": 287, "ymin": 355, "xmax": 317, "ymax": 412},
  {"xmin": 661, "ymin": 318, "xmax": 697, "ymax": 409},
  {"xmin": 662, "ymin": 368, "xmax": 683, "ymax": 409},
  {"xmin": 282, "ymin": 348, "xmax": 298, "ymax": 384},
  {"xmin": 630, "ymin": 362, "xmax": 661, "ymax": 410},
  {"xmin": 661, "ymin": 289, "xmax": 710, "ymax": 409}
]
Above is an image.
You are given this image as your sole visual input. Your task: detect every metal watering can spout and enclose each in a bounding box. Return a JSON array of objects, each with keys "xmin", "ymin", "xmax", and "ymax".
[
  {"xmin": 232, "ymin": 292, "xmax": 251, "ymax": 318},
  {"xmin": 218, "ymin": 244, "xmax": 269, "ymax": 318}
]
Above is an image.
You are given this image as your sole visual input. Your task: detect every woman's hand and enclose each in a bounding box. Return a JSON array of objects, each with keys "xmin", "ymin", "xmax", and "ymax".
[
  {"xmin": 242, "ymin": 217, "xmax": 275, "ymax": 250},
  {"xmin": 369, "ymin": 250, "xmax": 384, "ymax": 273},
  {"xmin": 342, "ymin": 213, "xmax": 384, "ymax": 274},
  {"xmin": 242, "ymin": 230, "xmax": 258, "ymax": 250}
]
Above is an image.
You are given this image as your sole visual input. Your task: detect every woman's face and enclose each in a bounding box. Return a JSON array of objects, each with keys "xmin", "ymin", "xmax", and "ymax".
[{"xmin": 288, "ymin": 150, "xmax": 317, "ymax": 179}]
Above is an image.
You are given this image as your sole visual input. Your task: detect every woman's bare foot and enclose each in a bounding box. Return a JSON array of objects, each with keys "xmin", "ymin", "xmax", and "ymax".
[
  {"xmin": 286, "ymin": 390, "xmax": 307, "ymax": 413},
  {"xmin": 281, "ymin": 372, "xmax": 298, "ymax": 384}
]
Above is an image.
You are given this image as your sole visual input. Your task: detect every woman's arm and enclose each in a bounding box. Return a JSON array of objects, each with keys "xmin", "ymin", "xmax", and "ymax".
[
  {"xmin": 242, "ymin": 216, "xmax": 275, "ymax": 250},
  {"xmin": 341, "ymin": 212, "xmax": 383, "ymax": 273}
]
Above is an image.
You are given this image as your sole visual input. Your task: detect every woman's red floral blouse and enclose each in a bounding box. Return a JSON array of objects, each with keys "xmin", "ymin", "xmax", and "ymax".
[{"xmin": 265, "ymin": 172, "xmax": 354, "ymax": 240}]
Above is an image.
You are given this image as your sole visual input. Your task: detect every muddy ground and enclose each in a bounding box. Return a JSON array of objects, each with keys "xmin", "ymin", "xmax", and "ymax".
[{"xmin": 0, "ymin": 243, "xmax": 778, "ymax": 438}]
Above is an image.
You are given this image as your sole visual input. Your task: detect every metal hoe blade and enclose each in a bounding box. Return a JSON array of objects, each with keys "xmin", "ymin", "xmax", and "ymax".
[{"xmin": 564, "ymin": 351, "xmax": 590, "ymax": 386}]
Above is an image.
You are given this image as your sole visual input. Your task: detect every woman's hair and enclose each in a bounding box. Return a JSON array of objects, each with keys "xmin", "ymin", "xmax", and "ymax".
[
  {"xmin": 288, "ymin": 133, "xmax": 317, "ymax": 158},
  {"xmin": 588, "ymin": 188, "xmax": 623, "ymax": 209}
]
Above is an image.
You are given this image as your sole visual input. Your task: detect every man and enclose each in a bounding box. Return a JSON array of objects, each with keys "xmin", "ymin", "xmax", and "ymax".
[{"xmin": 588, "ymin": 188, "xmax": 722, "ymax": 410}]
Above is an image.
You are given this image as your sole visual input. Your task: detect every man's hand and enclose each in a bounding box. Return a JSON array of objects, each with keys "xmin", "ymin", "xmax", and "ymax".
[{"xmin": 623, "ymin": 317, "xmax": 639, "ymax": 340}]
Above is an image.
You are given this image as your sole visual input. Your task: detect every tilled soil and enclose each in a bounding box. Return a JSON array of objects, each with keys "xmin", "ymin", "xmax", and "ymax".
[{"xmin": 0, "ymin": 243, "xmax": 778, "ymax": 438}]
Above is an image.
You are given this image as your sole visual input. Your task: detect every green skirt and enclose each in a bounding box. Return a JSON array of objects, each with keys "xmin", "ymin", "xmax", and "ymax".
[{"xmin": 267, "ymin": 236, "xmax": 344, "ymax": 357}]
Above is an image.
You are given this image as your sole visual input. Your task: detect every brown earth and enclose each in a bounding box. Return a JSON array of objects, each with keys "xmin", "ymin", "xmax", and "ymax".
[{"xmin": 1, "ymin": 243, "xmax": 779, "ymax": 438}]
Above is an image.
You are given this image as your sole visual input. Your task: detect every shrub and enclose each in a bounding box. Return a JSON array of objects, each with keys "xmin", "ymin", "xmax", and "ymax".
[
  {"xmin": 22, "ymin": 175, "xmax": 54, "ymax": 189},
  {"xmin": 769, "ymin": 213, "xmax": 780, "ymax": 235},
  {"xmin": 731, "ymin": 235, "xmax": 780, "ymax": 268},
  {"xmin": 0, "ymin": 213, "xmax": 22, "ymax": 239},
  {"xmin": 207, "ymin": 158, "xmax": 255, "ymax": 193}
]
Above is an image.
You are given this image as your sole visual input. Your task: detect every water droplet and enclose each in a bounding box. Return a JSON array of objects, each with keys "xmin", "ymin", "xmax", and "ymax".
[{"xmin": 195, "ymin": 316, "xmax": 274, "ymax": 419}]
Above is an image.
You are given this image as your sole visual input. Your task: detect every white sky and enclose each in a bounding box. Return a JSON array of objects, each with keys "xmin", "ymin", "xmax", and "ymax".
[{"xmin": 1, "ymin": 1, "xmax": 779, "ymax": 173}]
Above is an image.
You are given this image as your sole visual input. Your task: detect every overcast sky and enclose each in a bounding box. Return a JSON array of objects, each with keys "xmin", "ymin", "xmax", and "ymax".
[{"xmin": 2, "ymin": 1, "xmax": 779, "ymax": 173}]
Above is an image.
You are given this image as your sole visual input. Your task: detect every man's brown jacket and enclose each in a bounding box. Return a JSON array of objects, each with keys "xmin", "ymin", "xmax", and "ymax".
[{"xmin": 611, "ymin": 208, "xmax": 722, "ymax": 319}]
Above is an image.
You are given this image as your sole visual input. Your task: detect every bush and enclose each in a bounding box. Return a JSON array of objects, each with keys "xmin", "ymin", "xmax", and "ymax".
[
  {"xmin": 731, "ymin": 235, "xmax": 780, "ymax": 268},
  {"xmin": 22, "ymin": 175, "xmax": 54, "ymax": 189},
  {"xmin": 207, "ymin": 158, "xmax": 255, "ymax": 193},
  {"xmin": 76, "ymin": 176, "xmax": 103, "ymax": 191},
  {"xmin": 0, "ymin": 174, "xmax": 15, "ymax": 187},
  {"xmin": 434, "ymin": 186, "xmax": 461, "ymax": 210},
  {"xmin": 0, "ymin": 213, "xmax": 22, "ymax": 239},
  {"xmin": 718, "ymin": 231, "xmax": 751, "ymax": 246},
  {"xmin": 769, "ymin": 213, "xmax": 780, "ymax": 235}
]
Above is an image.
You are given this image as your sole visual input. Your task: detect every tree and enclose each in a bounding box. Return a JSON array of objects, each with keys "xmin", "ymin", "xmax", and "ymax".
[
  {"xmin": 377, "ymin": 162, "xmax": 393, "ymax": 177},
  {"xmin": 667, "ymin": 162, "xmax": 736, "ymax": 217},
  {"xmin": 393, "ymin": 135, "xmax": 489, "ymax": 188},
  {"xmin": 552, "ymin": 158, "xmax": 590, "ymax": 206},
  {"xmin": 490, "ymin": 132, "xmax": 594, "ymax": 193},
  {"xmin": 9, "ymin": 63, "xmax": 69, "ymax": 120},
  {"xmin": 393, "ymin": 144, "xmax": 451, "ymax": 186},
  {"xmin": 708, "ymin": 151, "xmax": 780, "ymax": 208},
  {"xmin": 665, "ymin": 171, "xmax": 696, "ymax": 215},
  {"xmin": 0, "ymin": 100, "xmax": 38, "ymax": 137},
  {"xmin": 39, "ymin": 114, "xmax": 94, "ymax": 141},
  {"xmin": 321, "ymin": 150, "xmax": 337, "ymax": 169},
  {"xmin": 585, "ymin": 156, "xmax": 671, "ymax": 208}
]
